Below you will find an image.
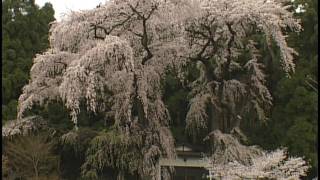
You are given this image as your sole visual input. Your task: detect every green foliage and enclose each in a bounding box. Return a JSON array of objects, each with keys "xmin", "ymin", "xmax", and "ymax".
[
  {"xmin": 81, "ymin": 130, "xmax": 143, "ymax": 179},
  {"xmin": 271, "ymin": 70, "xmax": 318, "ymax": 177},
  {"xmin": 59, "ymin": 128, "xmax": 98, "ymax": 179},
  {"xmin": 2, "ymin": 100, "xmax": 18, "ymax": 121},
  {"xmin": 163, "ymin": 68, "xmax": 209, "ymax": 147},
  {"xmin": 2, "ymin": 0, "xmax": 55, "ymax": 122},
  {"xmin": 39, "ymin": 102, "xmax": 74, "ymax": 132},
  {"xmin": 163, "ymin": 71, "xmax": 190, "ymax": 143}
]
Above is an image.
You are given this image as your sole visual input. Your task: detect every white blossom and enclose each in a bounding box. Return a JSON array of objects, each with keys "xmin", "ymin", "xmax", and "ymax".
[
  {"xmin": 205, "ymin": 148, "xmax": 310, "ymax": 180},
  {"xmin": 2, "ymin": 116, "xmax": 47, "ymax": 137}
]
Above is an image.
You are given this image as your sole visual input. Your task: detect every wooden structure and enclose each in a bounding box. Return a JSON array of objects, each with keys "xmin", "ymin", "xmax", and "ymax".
[{"xmin": 158, "ymin": 144, "xmax": 209, "ymax": 180}]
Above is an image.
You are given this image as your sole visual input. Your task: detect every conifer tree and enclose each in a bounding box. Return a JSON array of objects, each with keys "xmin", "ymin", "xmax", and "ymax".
[{"xmin": 2, "ymin": 0, "xmax": 55, "ymax": 121}]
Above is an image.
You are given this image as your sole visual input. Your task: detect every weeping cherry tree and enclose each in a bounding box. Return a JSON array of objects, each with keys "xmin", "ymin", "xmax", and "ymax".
[{"xmin": 17, "ymin": 0, "xmax": 301, "ymax": 179}]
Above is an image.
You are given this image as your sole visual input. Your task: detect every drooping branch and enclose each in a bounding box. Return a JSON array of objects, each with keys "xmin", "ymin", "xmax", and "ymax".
[
  {"xmin": 212, "ymin": 23, "xmax": 237, "ymax": 132},
  {"xmin": 222, "ymin": 23, "xmax": 236, "ymax": 81}
]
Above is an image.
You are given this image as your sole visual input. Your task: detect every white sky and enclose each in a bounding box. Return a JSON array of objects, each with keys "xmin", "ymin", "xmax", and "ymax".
[
  {"xmin": 35, "ymin": 0, "xmax": 107, "ymax": 21},
  {"xmin": 35, "ymin": 0, "xmax": 305, "ymax": 21}
]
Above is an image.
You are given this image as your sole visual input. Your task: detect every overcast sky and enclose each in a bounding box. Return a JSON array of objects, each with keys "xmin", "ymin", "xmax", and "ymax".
[{"xmin": 35, "ymin": 0, "xmax": 107, "ymax": 21}]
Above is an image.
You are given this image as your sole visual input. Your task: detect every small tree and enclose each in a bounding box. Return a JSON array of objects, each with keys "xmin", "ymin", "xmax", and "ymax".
[{"xmin": 4, "ymin": 133, "xmax": 59, "ymax": 180}]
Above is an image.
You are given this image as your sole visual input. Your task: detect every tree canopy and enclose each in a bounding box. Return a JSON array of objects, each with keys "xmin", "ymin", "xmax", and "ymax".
[{"xmin": 15, "ymin": 0, "xmax": 302, "ymax": 179}]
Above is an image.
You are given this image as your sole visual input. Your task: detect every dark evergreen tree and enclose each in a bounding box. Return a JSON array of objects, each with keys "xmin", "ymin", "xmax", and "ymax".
[{"xmin": 2, "ymin": 0, "xmax": 55, "ymax": 121}]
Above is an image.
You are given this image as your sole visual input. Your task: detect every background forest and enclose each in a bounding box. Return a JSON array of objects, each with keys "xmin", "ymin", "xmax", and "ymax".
[{"xmin": 2, "ymin": 0, "xmax": 318, "ymax": 179}]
